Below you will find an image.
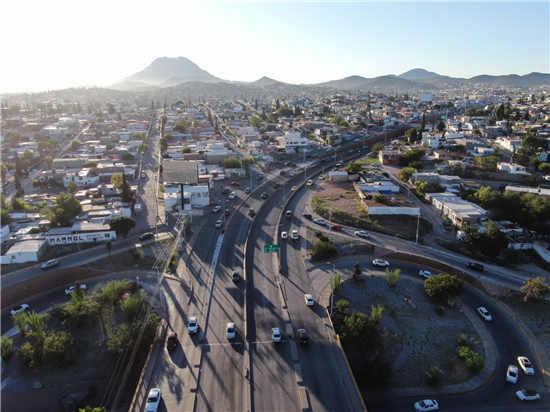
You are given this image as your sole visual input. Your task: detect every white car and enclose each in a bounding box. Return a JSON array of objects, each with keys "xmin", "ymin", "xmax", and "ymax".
[
  {"xmin": 10, "ymin": 304, "xmax": 29, "ymax": 315},
  {"xmin": 188, "ymin": 317, "xmax": 198, "ymax": 334},
  {"xmin": 477, "ymin": 307, "xmax": 492, "ymax": 321},
  {"xmin": 215, "ymin": 220, "xmax": 223, "ymax": 228},
  {"xmin": 414, "ymin": 399, "xmax": 439, "ymax": 411},
  {"xmin": 65, "ymin": 285, "xmax": 87, "ymax": 295},
  {"xmin": 226, "ymin": 322, "xmax": 236, "ymax": 340},
  {"xmin": 228, "ymin": 191, "xmax": 237, "ymax": 199},
  {"xmin": 272, "ymin": 327, "xmax": 282, "ymax": 342},
  {"xmin": 145, "ymin": 387, "xmax": 162, "ymax": 412},
  {"xmin": 41, "ymin": 259, "xmax": 59, "ymax": 269},
  {"xmin": 372, "ymin": 259, "xmax": 390, "ymax": 267},
  {"xmin": 281, "ymin": 231, "xmax": 288, "ymax": 240},
  {"xmin": 306, "ymin": 180, "xmax": 313, "ymax": 186},
  {"xmin": 313, "ymin": 219, "xmax": 326, "ymax": 225},
  {"xmin": 291, "ymin": 230, "xmax": 299, "ymax": 240},
  {"xmin": 419, "ymin": 270, "xmax": 432, "ymax": 279},
  {"xmin": 290, "ymin": 172, "xmax": 296, "ymax": 177},
  {"xmin": 517, "ymin": 356, "xmax": 534, "ymax": 375},
  {"xmin": 515, "ymin": 389, "xmax": 540, "ymax": 401},
  {"xmin": 291, "ymin": 186, "xmax": 296, "ymax": 191},
  {"xmin": 506, "ymin": 365, "xmax": 519, "ymax": 383},
  {"xmin": 354, "ymin": 231, "xmax": 370, "ymax": 238},
  {"xmin": 212, "ymin": 206, "xmax": 221, "ymax": 213},
  {"xmin": 304, "ymin": 294, "xmax": 314, "ymax": 306}
]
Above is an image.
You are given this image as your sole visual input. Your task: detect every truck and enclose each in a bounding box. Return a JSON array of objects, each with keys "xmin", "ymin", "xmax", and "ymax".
[{"xmin": 456, "ymin": 230, "xmax": 466, "ymax": 241}]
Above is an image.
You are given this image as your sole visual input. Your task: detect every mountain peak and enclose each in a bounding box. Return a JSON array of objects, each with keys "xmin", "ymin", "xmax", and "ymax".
[{"xmin": 398, "ymin": 68, "xmax": 442, "ymax": 80}]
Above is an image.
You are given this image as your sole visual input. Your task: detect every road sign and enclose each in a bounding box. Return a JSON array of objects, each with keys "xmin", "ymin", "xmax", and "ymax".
[
  {"xmin": 441, "ymin": 115, "xmax": 446, "ymax": 119},
  {"xmin": 264, "ymin": 244, "xmax": 279, "ymax": 253}
]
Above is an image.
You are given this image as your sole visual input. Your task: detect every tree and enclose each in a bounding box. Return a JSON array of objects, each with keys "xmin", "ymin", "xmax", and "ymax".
[
  {"xmin": 105, "ymin": 240, "xmax": 112, "ymax": 256},
  {"xmin": 223, "ymin": 156, "xmax": 241, "ymax": 169},
  {"xmin": 421, "ymin": 113, "xmax": 426, "ymax": 129},
  {"xmin": 121, "ymin": 153, "xmax": 134, "ymax": 161},
  {"xmin": 1, "ymin": 335, "xmax": 13, "ymax": 361},
  {"xmin": 82, "ymin": 161, "xmax": 98, "ymax": 168},
  {"xmin": 312, "ymin": 241, "xmax": 338, "ymax": 259},
  {"xmin": 71, "ymin": 140, "xmax": 81, "ymax": 152},
  {"xmin": 1, "ymin": 195, "xmax": 11, "ymax": 226},
  {"xmin": 0, "ymin": 164, "xmax": 7, "ymax": 182},
  {"xmin": 346, "ymin": 162, "xmax": 362, "ymax": 174},
  {"xmin": 110, "ymin": 173, "xmax": 123, "ymax": 189},
  {"xmin": 4, "ymin": 131, "xmax": 21, "ymax": 148},
  {"xmin": 159, "ymin": 137, "xmax": 168, "ymax": 152},
  {"xmin": 40, "ymin": 192, "xmax": 81, "ymax": 227},
  {"xmin": 520, "ymin": 277, "xmax": 550, "ymax": 302},
  {"xmin": 397, "ymin": 167, "xmax": 415, "ymax": 182},
  {"xmin": 399, "ymin": 149, "xmax": 424, "ymax": 166},
  {"xmin": 372, "ymin": 143, "xmax": 385, "ymax": 154},
  {"xmin": 67, "ymin": 182, "xmax": 79, "ymax": 194},
  {"xmin": 353, "ymin": 262, "xmax": 361, "ymax": 281},
  {"xmin": 181, "ymin": 146, "xmax": 192, "ymax": 154},
  {"xmin": 372, "ymin": 194, "xmax": 385, "ymax": 203},
  {"xmin": 436, "ymin": 121, "xmax": 446, "ymax": 132},
  {"xmin": 44, "ymin": 156, "xmax": 53, "ymax": 169},
  {"xmin": 14, "ymin": 152, "xmax": 23, "ymax": 180},
  {"xmin": 424, "ymin": 274, "xmax": 463, "ymax": 301},
  {"xmin": 414, "ymin": 181, "xmax": 428, "ymax": 197},
  {"xmin": 121, "ymin": 173, "xmax": 132, "ymax": 202},
  {"xmin": 109, "ymin": 216, "xmax": 136, "ymax": 238},
  {"xmin": 250, "ymin": 115, "xmax": 262, "ymax": 128}
]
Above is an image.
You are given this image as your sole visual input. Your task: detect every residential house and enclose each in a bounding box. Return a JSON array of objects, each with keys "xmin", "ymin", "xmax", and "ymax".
[
  {"xmin": 427, "ymin": 192, "xmax": 488, "ymax": 227},
  {"xmin": 497, "ymin": 162, "xmax": 527, "ymax": 174}
]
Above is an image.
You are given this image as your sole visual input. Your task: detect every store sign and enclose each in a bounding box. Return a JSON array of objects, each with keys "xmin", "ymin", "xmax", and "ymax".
[{"xmin": 46, "ymin": 231, "xmax": 116, "ymax": 245}]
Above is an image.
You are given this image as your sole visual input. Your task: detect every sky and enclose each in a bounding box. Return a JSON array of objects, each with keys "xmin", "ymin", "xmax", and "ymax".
[{"xmin": 1, "ymin": 1, "xmax": 549, "ymax": 94}]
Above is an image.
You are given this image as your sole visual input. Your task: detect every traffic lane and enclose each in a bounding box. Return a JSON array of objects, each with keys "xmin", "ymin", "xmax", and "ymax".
[
  {"xmin": 250, "ymin": 341, "xmax": 299, "ymax": 412},
  {"xmin": 195, "ymin": 343, "xmax": 245, "ymax": 412}
]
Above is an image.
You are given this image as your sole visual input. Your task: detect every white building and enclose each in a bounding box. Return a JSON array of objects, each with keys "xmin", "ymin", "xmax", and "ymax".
[
  {"xmin": 497, "ymin": 162, "xmax": 527, "ymax": 174},
  {"xmin": 1, "ymin": 239, "xmax": 47, "ymax": 264}
]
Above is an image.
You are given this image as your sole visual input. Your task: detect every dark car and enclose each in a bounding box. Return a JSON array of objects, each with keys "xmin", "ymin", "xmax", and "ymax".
[
  {"xmin": 256, "ymin": 174, "xmax": 264, "ymax": 180},
  {"xmin": 297, "ymin": 329, "xmax": 309, "ymax": 345},
  {"xmin": 230, "ymin": 181, "xmax": 241, "ymax": 186},
  {"xmin": 467, "ymin": 262, "xmax": 484, "ymax": 272},
  {"xmin": 225, "ymin": 209, "xmax": 230, "ymax": 216},
  {"xmin": 231, "ymin": 271, "xmax": 240, "ymax": 282},
  {"xmin": 221, "ymin": 187, "xmax": 230, "ymax": 194},
  {"xmin": 248, "ymin": 208, "xmax": 256, "ymax": 218},
  {"xmin": 140, "ymin": 232, "xmax": 155, "ymax": 241},
  {"xmin": 260, "ymin": 192, "xmax": 268, "ymax": 200},
  {"xmin": 274, "ymin": 183, "xmax": 281, "ymax": 189},
  {"xmin": 302, "ymin": 213, "xmax": 312, "ymax": 220},
  {"xmin": 280, "ymin": 171, "xmax": 286, "ymax": 175},
  {"xmin": 166, "ymin": 332, "xmax": 178, "ymax": 350}
]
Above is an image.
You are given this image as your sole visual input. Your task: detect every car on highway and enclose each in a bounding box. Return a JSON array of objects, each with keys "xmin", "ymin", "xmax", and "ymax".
[
  {"xmin": 313, "ymin": 219, "xmax": 326, "ymax": 225},
  {"xmin": 188, "ymin": 317, "xmax": 198, "ymax": 334},
  {"xmin": 373, "ymin": 259, "xmax": 390, "ymax": 267},
  {"xmin": 304, "ymin": 294, "xmax": 314, "ymax": 306},
  {"xmin": 140, "ymin": 232, "xmax": 155, "ymax": 240},
  {"xmin": 506, "ymin": 365, "xmax": 519, "ymax": 383},
  {"xmin": 285, "ymin": 211, "xmax": 292, "ymax": 218},
  {"xmin": 280, "ymin": 170, "xmax": 286, "ymax": 175},
  {"xmin": 271, "ymin": 327, "xmax": 282, "ymax": 343},
  {"xmin": 307, "ymin": 180, "xmax": 313, "ymax": 186},
  {"xmin": 302, "ymin": 213, "xmax": 312, "ymax": 220},
  {"xmin": 477, "ymin": 307, "xmax": 492, "ymax": 321},
  {"xmin": 256, "ymin": 174, "xmax": 264, "ymax": 180},
  {"xmin": 291, "ymin": 186, "xmax": 296, "ymax": 191},
  {"xmin": 248, "ymin": 208, "xmax": 256, "ymax": 218},
  {"xmin": 467, "ymin": 262, "xmax": 484, "ymax": 271},
  {"xmin": 274, "ymin": 183, "xmax": 281, "ymax": 189},
  {"xmin": 331, "ymin": 224, "xmax": 342, "ymax": 230},
  {"xmin": 212, "ymin": 206, "xmax": 222, "ymax": 213},
  {"xmin": 517, "ymin": 356, "xmax": 534, "ymax": 375},
  {"xmin": 145, "ymin": 388, "xmax": 162, "ymax": 412},
  {"xmin": 244, "ymin": 187, "xmax": 251, "ymax": 194},
  {"xmin": 215, "ymin": 220, "xmax": 223, "ymax": 228},
  {"xmin": 281, "ymin": 231, "xmax": 288, "ymax": 240},
  {"xmin": 413, "ymin": 399, "xmax": 439, "ymax": 411},
  {"xmin": 231, "ymin": 271, "xmax": 240, "ymax": 282},
  {"xmin": 65, "ymin": 284, "xmax": 87, "ymax": 295},
  {"xmin": 225, "ymin": 209, "xmax": 230, "ymax": 216},
  {"xmin": 290, "ymin": 172, "xmax": 296, "ymax": 177},
  {"xmin": 228, "ymin": 191, "xmax": 237, "ymax": 199},
  {"xmin": 10, "ymin": 304, "xmax": 29, "ymax": 316},
  {"xmin": 41, "ymin": 259, "xmax": 59, "ymax": 269},
  {"xmin": 260, "ymin": 192, "xmax": 268, "ymax": 200},
  {"xmin": 515, "ymin": 389, "xmax": 540, "ymax": 401},
  {"xmin": 226, "ymin": 322, "xmax": 236, "ymax": 340},
  {"xmin": 419, "ymin": 270, "xmax": 432, "ymax": 279},
  {"xmin": 297, "ymin": 329, "xmax": 309, "ymax": 345},
  {"xmin": 230, "ymin": 181, "xmax": 241, "ymax": 186},
  {"xmin": 354, "ymin": 231, "xmax": 370, "ymax": 238},
  {"xmin": 291, "ymin": 230, "xmax": 299, "ymax": 240},
  {"xmin": 166, "ymin": 332, "xmax": 178, "ymax": 350}
]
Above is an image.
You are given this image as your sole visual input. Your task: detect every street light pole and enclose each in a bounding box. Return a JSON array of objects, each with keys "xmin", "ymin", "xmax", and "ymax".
[
  {"xmin": 415, "ymin": 211, "xmax": 421, "ymax": 244},
  {"xmin": 330, "ymin": 263, "xmax": 336, "ymax": 316}
]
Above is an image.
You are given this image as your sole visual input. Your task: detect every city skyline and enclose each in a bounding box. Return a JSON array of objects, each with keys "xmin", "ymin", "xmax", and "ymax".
[{"xmin": 1, "ymin": 1, "xmax": 549, "ymax": 94}]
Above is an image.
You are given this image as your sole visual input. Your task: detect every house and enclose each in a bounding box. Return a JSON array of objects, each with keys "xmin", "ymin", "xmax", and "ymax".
[
  {"xmin": 1, "ymin": 239, "xmax": 47, "ymax": 264},
  {"xmin": 497, "ymin": 162, "xmax": 527, "ymax": 174},
  {"xmin": 411, "ymin": 172, "xmax": 440, "ymax": 186},
  {"xmin": 426, "ymin": 192, "xmax": 488, "ymax": 227},
  {"xmin": 378, "ymin": 149, "xmax": 400, "ymax": 165}
]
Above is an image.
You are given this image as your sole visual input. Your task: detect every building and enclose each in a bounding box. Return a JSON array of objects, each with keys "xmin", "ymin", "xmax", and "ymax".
[
  {"xmin": 497, "ymin": 162, "xmax": 527, "ymax": 174},
  {"xmin": 427, "ymin": 192, "xmax": 488, "ymax": 227},
  {"xmin": 2, "ymin": 239, "xmax": 47, "ymax": 264}
]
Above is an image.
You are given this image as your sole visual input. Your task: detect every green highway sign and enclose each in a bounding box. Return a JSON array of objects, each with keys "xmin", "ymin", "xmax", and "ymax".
[
  {"xmin": 441, "ymin": 115, "xmax": 446, "ymax": 119},
  {"xmin": 264, "ymin": 244, "xmax": 279, "ymax": 253}
]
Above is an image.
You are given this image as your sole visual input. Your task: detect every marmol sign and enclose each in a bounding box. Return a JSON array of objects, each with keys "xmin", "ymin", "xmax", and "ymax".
[{"xmin": 46, "ymin": 231, "xmax": 117, "ymax": 245}]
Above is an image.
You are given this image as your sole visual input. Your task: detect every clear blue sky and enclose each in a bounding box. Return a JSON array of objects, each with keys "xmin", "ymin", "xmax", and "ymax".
[{"xmin": 1, "ymin": 1, "xmax": 548, "ymax": 93}]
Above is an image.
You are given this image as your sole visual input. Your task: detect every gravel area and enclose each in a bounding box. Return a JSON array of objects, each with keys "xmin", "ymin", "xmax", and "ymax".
[{"xmin": 338, "ymin": 275, "xmax": 482, "ymax": 388}]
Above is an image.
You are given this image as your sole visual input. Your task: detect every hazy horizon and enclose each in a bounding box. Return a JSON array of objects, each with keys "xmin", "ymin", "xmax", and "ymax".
[{"xmin": 1, "ymin": 1, "xmax": 549, "ymax": 94}]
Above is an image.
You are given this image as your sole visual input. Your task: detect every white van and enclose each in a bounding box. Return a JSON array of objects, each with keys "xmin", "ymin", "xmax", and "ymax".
[{"xmin": 285, "ymin": 211, "xmax": 292, "ymax": 218}]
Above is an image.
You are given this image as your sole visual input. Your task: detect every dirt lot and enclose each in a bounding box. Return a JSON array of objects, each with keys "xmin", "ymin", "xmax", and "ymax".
[{"xmin": 338, "ymin": 275, "xmax": 481, "ymax": 389}]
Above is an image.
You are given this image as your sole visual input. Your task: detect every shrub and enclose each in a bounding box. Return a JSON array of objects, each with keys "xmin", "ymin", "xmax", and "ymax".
[
  {"xmin": 330, "ymin": 273, "xmax": 342, "ymax": 295},
  {"xmin": 312, "ymin": 241, "xmax": 337, "ymax": 260},
  {"xmin": 121, "ymin": 296, "xmax": 144, "ymax": 322},
  {"xmin": 458, "ymin": 346, "xmax": 484, "ymax": 372},
  {"xmin": 426, "ymin": 365, "xmax": 444, "ymax": 386},
  {"xmin": 370, "ymin": 304, "xmax": 385, "ymax": 324},
  {"xmin": 457, "ymin": 334, "xmax": 468, "ymax": 347},
  {"xmin": 385, "ymin": 268, "xmax": 401, "ymax": 287},
  {"xmin": 1, "ymin": 336, "xmax": 13, "ymax": 361}
]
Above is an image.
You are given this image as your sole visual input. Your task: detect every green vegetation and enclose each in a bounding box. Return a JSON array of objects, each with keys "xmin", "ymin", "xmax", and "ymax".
[
  {"xmin": 424, "ymin": 274, "xmax": 463, "ymax": 302},
  {"xmin": 385, "ymin": 268, "xmax": 401, "ymax": 287},
  {"xmin": 425, "ymin": 365, "xmax": 444, "ymax": 386},
  {"xmin": 520, "ymin": 277, "xmax": 550, "ymax": 302},
  {"xmin": 109, "ymin": 216, "xmax": 136, "ymax": 238}
]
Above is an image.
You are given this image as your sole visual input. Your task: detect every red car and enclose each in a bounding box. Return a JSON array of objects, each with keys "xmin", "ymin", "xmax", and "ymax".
[
  {"xmin": 225, "ymin": 209, "xmax": 230, "ymax": 216},
  {"xmin": 230, "ymin": 182, "xmax": 241, "ymax": 186},
  {"xmin": 331, "ymin": 224, "xmax": 342, "ymax": 230}
]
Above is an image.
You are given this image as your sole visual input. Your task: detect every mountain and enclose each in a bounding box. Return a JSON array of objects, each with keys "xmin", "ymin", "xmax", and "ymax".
[
  {"xmin": 315, "ymin": 75, "xmax": 371, "ymax": 89},
  {"xmin": 398, "ymin": 68, "xmax": 442, "ymax": 80},
  {"xmin": 114, "ymin": 56, "xmax": 220, "ymax": 88},
  {"xmin": 251, "ymin": 76, "xmax": 284, "ymax": 86},
  {"xmin": 465, "ymin": 72, "xmax": 550, "ymax": 87}
]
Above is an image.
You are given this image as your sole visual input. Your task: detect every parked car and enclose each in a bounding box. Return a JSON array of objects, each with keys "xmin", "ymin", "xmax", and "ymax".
[
  {"xmin": 413, "ymin": 399, "xmax": 439, "ymax": 411},
  {"xmin": 419, "ymin": 270, "xmax": 432, "ymax": 279},
  {"xmin": 226, "ymin": 322, "xmax": 236, "ymax": 340},
  {"xmin": 271, "ymin": 327, "xmax": 282, "ymax": 343},
  {"xmin": 166, "ymin": 332, "xmax": 178, "ymax": 350},
  {"xmin": 506, "ymin": 365, "xmax": 519, "ymax": 383},
  {"xmin": 373, "ymin": 259, "xmax": 390, "ymax": 267},
  {"xmin": 188, "ymin": 317, "xmax": 198, "ymax": 334},
  {"xmin": 212, "ymin": 206, "xmax": 222, "ymax": 213},
  {"xmin": 515, "ymin": 389, "xmax": 540, "ymax": 401},
  {"xmin": 477, "ymin": 307, "xmax": 492, "ymax": 321},
  {"xmin": 140, "ymin": 232, "xmax": 155, "ymax": 240},
  {"xmin": 145, "ymin": 388, "xmax": 162, "ymax": 412},
  {"xmin": 281, "ymin": 231, "xmax": 288, "ymax": 240},
  {"xmin": 41, "ymin": 259, "xmax": 59, "ymax": 270},
  {"xmin": 297, "ymin": 329, "xmax": 309, "ymax": 345},
  {"xmin": 517, "ymin": 356, "xmax": 534, "ymax": 375},
  {"xmin": 65, "ymin": 284, "xmax": 87, "ymax": 295},
  {"xmin": 10, "ymin": 304, "xmax": 29, "ymax": 315},
  {"xmin": 354, "ymin": 231, "xmax": 370, "ymax": 238},
  {"xmin": 304, "ymin": 294, "xmax": 314, "ymax": 306},
  {"xmin": 230, "ymin": 182, "xmax": 241, "ymax": 186},
  {"xmin": 467, "ymin": 262, "xmax": 484, "ymax": 271}
]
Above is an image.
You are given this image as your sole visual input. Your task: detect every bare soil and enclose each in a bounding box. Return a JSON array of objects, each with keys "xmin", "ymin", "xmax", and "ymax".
[{"xmin": 338, "ymin": 275, "xmax": 481, "ymax": 389}]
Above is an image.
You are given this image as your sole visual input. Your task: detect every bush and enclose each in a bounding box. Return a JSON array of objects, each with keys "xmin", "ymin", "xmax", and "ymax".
[
  {"xmin": 457, "ymin": 334, "xmax": 468, "ymax": 347},
  {"xmin": 426, "ymin": 365, "xmax": 444, "ymax": 386},
  {"xmin": 458, "ymin": 346, "xmax": 484, "ymax": 372},
  {"xmin": 312, "ymin": 241, "xmax": 337, "ymax": 260},
  {"xmin": 1, "ymin": 335, "xmax": 13, "ymax": 361},
  {"xmin": 121, "ymin": 296, "xmax": 144, "ymax": 322},
  {"xmin": 385, "ymin": 268, "xmax": 401, "ymax": 287}
]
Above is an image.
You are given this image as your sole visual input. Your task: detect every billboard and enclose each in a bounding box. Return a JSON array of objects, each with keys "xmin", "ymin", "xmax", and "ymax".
[{"xmin": 46, "ymin": 231, "xmax": 117, "ymax": 245}]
